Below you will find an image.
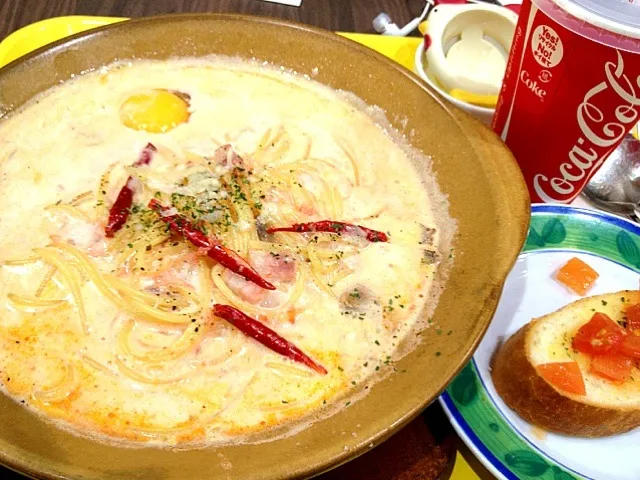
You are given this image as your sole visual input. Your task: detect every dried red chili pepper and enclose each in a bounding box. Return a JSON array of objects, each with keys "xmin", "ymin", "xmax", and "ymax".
[
  {"xmin": 104, "ymin": 143, "xmax": 156, "ymax": 237},
  {"xmin": 148, "ymin": 199, "xmax": 275, "ymax": 290},
  {"xmin": 267, "ymin": 220, "xmax": 388, "ymax": 242},
  {"xmin": 212, "ymin": 304, "xmax": 327, "ymax": 374}
]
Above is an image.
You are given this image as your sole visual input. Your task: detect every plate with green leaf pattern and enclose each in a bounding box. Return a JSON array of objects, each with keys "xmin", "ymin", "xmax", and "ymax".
[{"xmin": 440, "ymin": 204, "xmax": 640, "ymax": 480}]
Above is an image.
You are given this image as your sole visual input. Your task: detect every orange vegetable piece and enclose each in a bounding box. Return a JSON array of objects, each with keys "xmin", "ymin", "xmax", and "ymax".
[
  {"xmin": 555, "ymin": 257, "xmax": 599, "ymax": 296},
  {"xmin": 590, "ymin": 353, "xmax": 634, "ymax": 383},
  {"xmin": 619, "ymin": 334, "xmax": 640, "ymax": 359},
  {"xmin": 572, "ymin": 312, "xmax": 624, "ymax": 356},
  {"xmin": 536, "ymin": 362, "xmax": 586, "ymax": 395},
  {"xmin": 626, "ymin": 303, "xmax": 640, "ymax": 331}
]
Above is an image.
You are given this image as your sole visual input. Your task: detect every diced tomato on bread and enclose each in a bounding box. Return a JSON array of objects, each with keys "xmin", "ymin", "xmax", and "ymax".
[
  {"xmin": 620, "ymin": 334, "xmax": 640, "ymax": 359},
  {"xmin": 570, "ymin": 307, "xmax": 640, "ymax": 382},
  {"xmin": 572, "ymin": 312, "xmax": 624, "ymax": 356},
  {"xmin": 555, "ymin": 257, "xmax": 599, "ymax": 296},
  {"xmin": 627, "ymin": 303, "xmax": 640, "ymax": 331},
  {"xmin": 590, "ymin": 354, "xmax": 634, "ymax": 383},
  {"xmin": 536, "ymin": 362, "xmax": 586, "ymax": 395}
]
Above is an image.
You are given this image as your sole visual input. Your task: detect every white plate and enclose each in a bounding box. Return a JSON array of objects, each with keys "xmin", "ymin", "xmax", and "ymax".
[{"xmin": 440, "ymin": 204, "xmax": 640, "ymax": 480}]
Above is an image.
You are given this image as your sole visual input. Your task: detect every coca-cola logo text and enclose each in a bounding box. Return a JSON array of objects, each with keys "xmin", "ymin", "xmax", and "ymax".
[
  {"xmin": 533, "ymin": 51, "xmax": 640, "ymax": 202},
  {"xmin": 520, "ymin": 70, "xmax": 547, "ymax": 100}
]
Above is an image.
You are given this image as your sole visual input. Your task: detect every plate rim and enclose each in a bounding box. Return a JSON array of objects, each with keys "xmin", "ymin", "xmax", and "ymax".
[
  {"xmin": 439, "ymin": 203, "xmax": 640, "ymax": 480},
  {"xmin": 440, "ymin": 389, "xmax": 511, "ymax": 480}
]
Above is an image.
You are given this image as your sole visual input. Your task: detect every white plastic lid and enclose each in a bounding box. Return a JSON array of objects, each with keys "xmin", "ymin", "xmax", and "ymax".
[{"xmin": 551, "ymin": 0, "xmax": 640, "ymax": 39}]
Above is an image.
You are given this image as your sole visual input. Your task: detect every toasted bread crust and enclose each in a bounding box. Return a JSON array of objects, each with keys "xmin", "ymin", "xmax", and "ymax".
[{"xmin": 491, "ymin": 324, "xmax": 640, "ymax": 437}]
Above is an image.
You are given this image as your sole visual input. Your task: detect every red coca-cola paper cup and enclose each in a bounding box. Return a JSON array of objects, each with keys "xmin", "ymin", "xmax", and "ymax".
[{"xmin": 493, "ymin": 0, "xmax": 640, "ymax": 203}]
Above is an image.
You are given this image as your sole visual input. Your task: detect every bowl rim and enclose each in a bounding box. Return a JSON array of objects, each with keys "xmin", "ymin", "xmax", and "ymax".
[{"xmin": 0, "ymin": 12, "xmax": 529, "ymax": 480}]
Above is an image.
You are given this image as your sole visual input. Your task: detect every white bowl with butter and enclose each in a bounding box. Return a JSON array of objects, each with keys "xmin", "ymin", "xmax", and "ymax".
[{"xmin": 414, "ymin": 3, "xmax": 518, "ymax": 126}]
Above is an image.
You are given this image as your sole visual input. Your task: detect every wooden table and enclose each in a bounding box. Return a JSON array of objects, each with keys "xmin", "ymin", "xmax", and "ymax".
[
  {"xmin": 0, "ymin": 0, "xmax": 427, "ymax": 40},
  {"xmin": 0, "ymin": 2, "xmax": 495, "ymax": 479}
]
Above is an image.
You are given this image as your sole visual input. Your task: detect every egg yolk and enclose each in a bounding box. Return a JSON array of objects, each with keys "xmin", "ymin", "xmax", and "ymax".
[{"xmin": 119, "ymin": 89, "xmax": 190, "ymax": 133}]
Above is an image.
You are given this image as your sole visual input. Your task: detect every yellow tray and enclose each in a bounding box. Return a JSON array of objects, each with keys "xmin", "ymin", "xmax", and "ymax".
[
  {"xmin": 0, "ymin": 16, "xmax": 484, "ymax": 480},
  {"xmin": 0, "ymin": 16, "xmax": 422, "ymax": 70}
]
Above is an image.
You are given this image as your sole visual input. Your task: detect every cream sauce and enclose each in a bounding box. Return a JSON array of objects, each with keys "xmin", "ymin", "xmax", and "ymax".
[{"xmin": 0, "ymin": 58, "xmax": 453, "ymax": 447}]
